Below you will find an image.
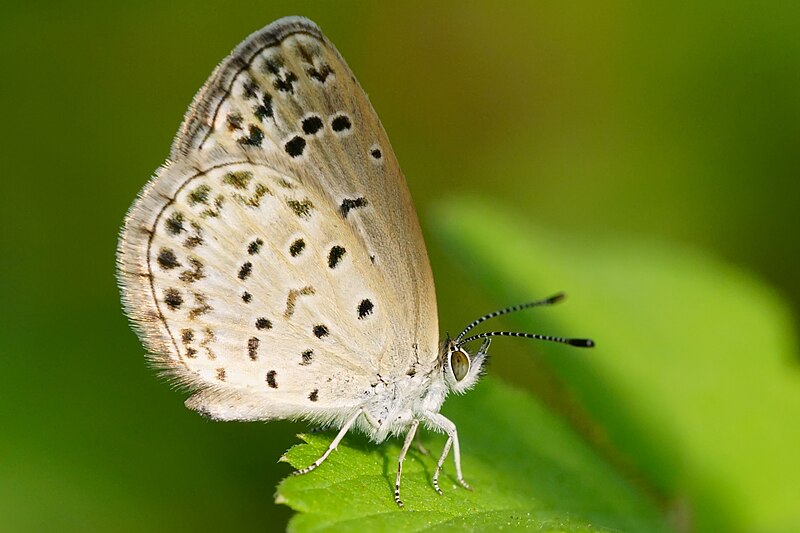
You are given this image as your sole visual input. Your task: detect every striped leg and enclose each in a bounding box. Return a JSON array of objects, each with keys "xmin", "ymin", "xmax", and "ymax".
[
  {"xmin": 394, "ymin": 420, "xmax": 419, "ymax": 508},
  {"xmin": 432, "ymin": 435, "xmax": 452, "ymax": 494},
  {"xmin": 424, "ymin": 412, "xmax": 472, "ymax": 494},
  {"xmin": 292, "ymin": 410, "xmax": 361, "ymax": 476}
]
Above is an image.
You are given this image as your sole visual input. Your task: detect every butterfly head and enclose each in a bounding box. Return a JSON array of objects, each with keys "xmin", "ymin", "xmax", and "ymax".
[
  {"xmin": 441, "ymin": 335, "xmax": 490, "ymax": 394},
  {"xmin": 441, "ymin": 293, "xmax": 595, "ymax": 394}
]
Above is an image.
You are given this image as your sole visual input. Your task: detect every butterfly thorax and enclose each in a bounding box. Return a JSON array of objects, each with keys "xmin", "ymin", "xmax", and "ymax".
[{"xmin": 354, "ymin": 367, "xmax": 448, "ymax": 443}]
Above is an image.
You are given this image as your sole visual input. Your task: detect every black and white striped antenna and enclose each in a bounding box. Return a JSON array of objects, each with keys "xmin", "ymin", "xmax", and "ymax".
[{"xmin": 454, "ymin": 292, "xmax": 594, "ymax": 349}]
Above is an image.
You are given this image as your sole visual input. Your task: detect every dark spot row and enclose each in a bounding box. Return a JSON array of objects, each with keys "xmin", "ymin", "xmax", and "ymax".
[
  {"xmin": 211, "ymin": 368, "xmax": 285, "ymax": 391},
  {"xmin": 247, "ymin": 235, "xmax": 350, "ymax": 270},
  {"xmin": 283, "ymin": 113, "xmax": 353, "ymax": 158},
  {"xmin": 243, "ymin": 236, "xmax": 349, "ymax": 271}
]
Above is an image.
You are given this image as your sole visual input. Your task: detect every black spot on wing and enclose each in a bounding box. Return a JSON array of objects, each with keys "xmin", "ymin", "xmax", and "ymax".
[
  {"xmin": 265, "ymin": 58, "xmax": 298, "ymax": 93},
  {"xmin": 331, "ymin": 114, "xmax": 352, "ymax": 132},
  {"xmin": 340, "ymin": 197, "xmax": 368, "ymax": 217},
  {"xmin": 238, "ymin": 262, "xmax": 253, "ymax": 280},
  {"xmin": 238, "ymin": 125, "xmax": 264, "ymax": 147},
  {"xmin": 157, "ymin": 248, "xmax": 180, "ymax": 270},
  {"xmin": 285, "ymin": 136, "xmax": 306, "ymax": 157},
  {"xmin": 223, "ymin": 171, "xmax": 252, "ymax": 190},
  {"xmin": 302, "ymin": 115, "xmax": 323, "ymax": 135},
  {"xmin": 189, "ymin": 185, "xmax": 211, "ymax": 205},
  {"xmin": 181, "ymin": 327, "xmax": 197, "ymax": 358},
  {"xmin": 243, "ymin": 80, "xmax": 258, "ymax": 99},
  {"xmin": 165, "ymin": 212, "xmax": 184, "ymax": 235},
  {"xmin": 328, "ymin": 246, "xmax": 346, "ymax": 269},
  {"xmin": 287, "ymin": 199, "xmax": 313, "ymax": 218},
  {"xmin": 307, "ymin": 64, "xmax": 333, "ymax": 83},
  {"xmin": 248, "ymin": 239, "xmax": 264, "ymax": 255},
  {"xmin": 289, "ymin": 238, "xmax": 306, "ymax": 257},
  {"xmin": 266, "ymin": 370, "xmax": 278, "ymax": 389},
  {"xmin": 200, "ymin": 327, "xmax": 216, "ymax": 359},
  {"xmin": 357, "ymin": 299, "xmax": 374, "ymax": 319},
  {"xmin": 274, "ymin": 71, "xmax": 298, "ymax": 93},
  {"xmin": 247, "ymin": 337, "xmax": 259, "ymax": 361},
  {"xmin": 265, "ymin": 57, "xmax": 282, "ymax": 75},
  {"xmin": 254, "ymin": 94, "xmax": 273, "ymax": 121},
  {"xmin": 164, "ymin": 288, "xmax": 183, "ymax": 310}
]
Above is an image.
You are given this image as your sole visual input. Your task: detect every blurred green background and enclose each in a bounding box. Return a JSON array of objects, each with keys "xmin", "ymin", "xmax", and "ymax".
[{"xmin": 1, "ymin": 1, "xmax": 799, "ymax": 531}]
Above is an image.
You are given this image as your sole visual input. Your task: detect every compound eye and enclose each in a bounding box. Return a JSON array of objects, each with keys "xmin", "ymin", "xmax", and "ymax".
[{"xmin": 450, "ymin": 349, "xmax": 470, "ymax": 382}]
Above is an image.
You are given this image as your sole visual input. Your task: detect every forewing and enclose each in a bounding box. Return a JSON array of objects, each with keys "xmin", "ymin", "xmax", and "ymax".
[{"xmin": 171, "ymin": 17, "xmax": 438, "ymax": 373}]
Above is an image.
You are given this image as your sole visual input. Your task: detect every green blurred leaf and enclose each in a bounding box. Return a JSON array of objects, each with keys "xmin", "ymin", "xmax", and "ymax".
[
  {"xmin": 435, "ymin": 199, "xmax": 800, "ymax": 532},
  {"xmin": 277, "ymin": 380, "xmax": 669, "ymax": 532}
]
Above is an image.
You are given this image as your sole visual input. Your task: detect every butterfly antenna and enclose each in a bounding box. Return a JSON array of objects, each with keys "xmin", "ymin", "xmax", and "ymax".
[
  {"xmin": 459, "ymin": 331, "xmax": 595, "ymax": 348},
  {"xmin": 455, "ymin": 292, "xmax": 566, "ymax": 342}
]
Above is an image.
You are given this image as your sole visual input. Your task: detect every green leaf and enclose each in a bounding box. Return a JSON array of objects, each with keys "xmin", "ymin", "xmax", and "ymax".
[
  {"xmin": 434, "ymin": 199, "xmax": 800, "ymax": 532},
  {"xmin": 278, "ymin": 378, "xmax": 670, "ymax": 532}
]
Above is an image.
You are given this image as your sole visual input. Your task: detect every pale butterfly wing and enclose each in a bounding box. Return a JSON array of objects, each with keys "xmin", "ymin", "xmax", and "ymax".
[
  {"xmin": 169, "ymin": 16, "xmax": 437, "ymax": 372},
  {"xmin": 117, "ymin": 17, "xmax": 438, "ymax": 422}
]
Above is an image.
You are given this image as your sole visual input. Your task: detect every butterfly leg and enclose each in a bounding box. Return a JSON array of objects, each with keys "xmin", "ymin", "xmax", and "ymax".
[
  {"xmin": 362, "ymin": 409, "xmax": 381, "ymax": 429},
  {"xmin": 394, "ymin": 419, "xmax": 419, "ymax": 508},
  {"xmin": 432, "ymin": 435, "xmax": 452, "ymax": 495},
  {"xmin": 293, "ymin": 409, "xmax": 361, "ymax": 476},
  {"xmin": 423, "ymin": 412, "xmax": 472, "ymax": 493}
]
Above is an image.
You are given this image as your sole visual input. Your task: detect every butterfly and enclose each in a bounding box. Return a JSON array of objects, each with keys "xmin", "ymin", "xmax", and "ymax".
[{"xmin": 116, "ymin": 16, "xmax": 594, "ymax": 507}]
